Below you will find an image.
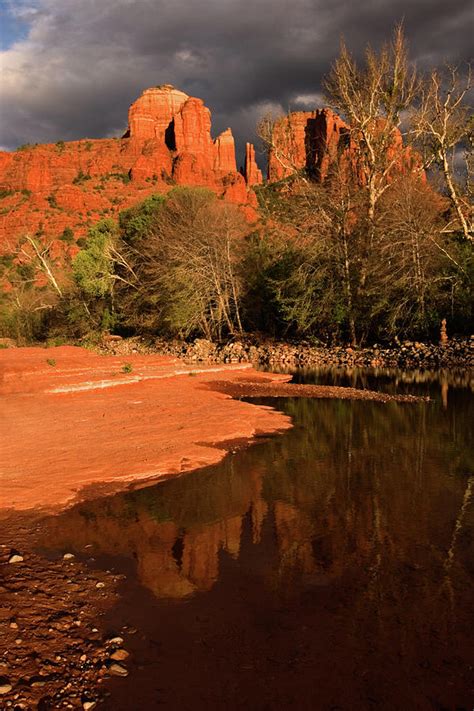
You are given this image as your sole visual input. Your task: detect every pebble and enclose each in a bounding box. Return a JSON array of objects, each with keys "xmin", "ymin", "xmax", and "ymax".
[
  {"xmin": 63, "ymin": 553, "xmax": 75, "ymax": 561},
  {"xmin": 83, "ymin": 703, "xmax": 97, "ymax": 711},
  {"xmin": 95, "ymin": 582, "xmax": 105, "ymax": 589},
  {"xmin": 110, "ymin": 649, "xmax": 129, "ymax": 662},
  {"xmin": 0, "ymin": 683, "xmax": 12, "ymax": 695},
  {"xmin": 107, "ymin": 636, "xmax": 124, "ymax": 645},
  {"xmin": 108, "ymin": 663, "xmax": 128, "ymax": 677},
  {"xmin": 8, "ymin": 555, "xmax": 23, "ymax": 564}
]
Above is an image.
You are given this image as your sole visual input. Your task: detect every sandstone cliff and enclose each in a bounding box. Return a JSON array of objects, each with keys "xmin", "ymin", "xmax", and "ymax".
[
  {"xmin": 267, "ymin": 108, "xmax": 422, "ymax": 184},
  {"xmin": 0, "ymin": 87, "xmax": 424, "ymax": 257},
  {"xmin": 0, "ymin": 85, "xmax": 260, "ymax": 253}
]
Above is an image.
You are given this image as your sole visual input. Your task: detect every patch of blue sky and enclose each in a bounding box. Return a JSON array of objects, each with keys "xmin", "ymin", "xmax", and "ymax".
[{"xmin": 0, "ymin": 0, "xmax": 37, "ymax": 49}]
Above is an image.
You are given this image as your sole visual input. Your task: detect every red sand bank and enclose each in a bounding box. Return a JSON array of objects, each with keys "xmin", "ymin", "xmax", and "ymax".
[{"xmin": 0, "ymin": 346, "xmax": 291, "ymax": 513}]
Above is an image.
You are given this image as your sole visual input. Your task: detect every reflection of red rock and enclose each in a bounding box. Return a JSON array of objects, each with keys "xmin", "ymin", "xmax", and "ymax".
[
  {"xmin": 0, "ymin": 85, "xmax": 257, "ymax": 252},
  {"xmin": 273, "ymin": 501, "xmax": 315, "ymax": 575}
]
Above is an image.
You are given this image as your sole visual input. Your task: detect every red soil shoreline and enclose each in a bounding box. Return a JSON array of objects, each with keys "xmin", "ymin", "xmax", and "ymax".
[{"xmin": 0, "ymin": 346, "xmax": 293, "ymax": 514}]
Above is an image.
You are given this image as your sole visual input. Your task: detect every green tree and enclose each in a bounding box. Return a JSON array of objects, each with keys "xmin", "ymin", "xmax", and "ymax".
[{"xmin": 72, "ymin": 218, "xmax": 135, "ymax": 333}]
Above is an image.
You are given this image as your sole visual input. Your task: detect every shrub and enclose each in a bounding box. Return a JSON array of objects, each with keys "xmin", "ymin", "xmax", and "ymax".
[
  {"xmin": 59, "ymin": 227, "xmax": 75, "ymax": 244},
  {"xmin": 46, "ymin": 193, "xmax": 58, "ymax": 209},
  {"xmin": 72, "ymin": 169, "xmax": 91, "ymax": 185}
]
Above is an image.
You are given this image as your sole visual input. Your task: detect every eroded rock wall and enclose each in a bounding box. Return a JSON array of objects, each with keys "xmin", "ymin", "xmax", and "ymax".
[
  {"xmin": 0, "ymin": 84, "xmax": 259, "ymax": 252},
  {"xmin": 267, "ymin": 108, "xmax": 422, "ymax": 184}
]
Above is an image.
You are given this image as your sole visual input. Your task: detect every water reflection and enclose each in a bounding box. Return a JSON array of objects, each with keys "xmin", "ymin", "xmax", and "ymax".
[{"xmin": 37, "ymin": 369, "xmax": 474, "ymax": 709}]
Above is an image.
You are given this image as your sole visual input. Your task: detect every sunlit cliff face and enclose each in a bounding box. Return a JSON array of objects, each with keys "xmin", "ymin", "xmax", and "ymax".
[{"xmin": 0, "ymin": 84, "xmax": 262, "ymax": 255}]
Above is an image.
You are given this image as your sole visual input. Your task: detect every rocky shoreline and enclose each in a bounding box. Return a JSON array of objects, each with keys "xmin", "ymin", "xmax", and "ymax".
[
  {"xmin": 94, "ymin": 334, "xmax": 474, "ymax": 370},
  {"xmin": 0, "ymin": 514, "xmax": 129, "ymax": 710}
]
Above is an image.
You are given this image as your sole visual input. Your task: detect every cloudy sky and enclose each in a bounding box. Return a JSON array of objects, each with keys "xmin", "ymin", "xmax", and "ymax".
[{"xmin": 0, "ymin": 0, "xmax": 472, "ymax": 162}]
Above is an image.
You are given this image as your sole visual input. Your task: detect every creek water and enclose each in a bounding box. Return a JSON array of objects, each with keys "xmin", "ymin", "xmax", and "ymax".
[{"xmin": 38, "ymin": 369, "xmax": 474, "ymax": 710}]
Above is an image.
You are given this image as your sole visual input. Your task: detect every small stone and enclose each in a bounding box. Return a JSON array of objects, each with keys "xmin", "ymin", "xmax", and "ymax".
[
  {"xmin": 63, "ymin": 553, "xmax": 75, "ymax": 561},
  {"xmin": 80, "ymin": 655, "xmax": 87, "ymax": 662},
  {"xmin": 107, "ymin": 636, "xmax": 124, "ymax": 645},
  {"xmin": 8, "ymin": 555, "xmax": 23, "ymax": 564},
  {"xmin": 95, "ymin": 582, "xmax": 105, "ymax": 589},
  {"xmin": 0, "ymin": 683, "xmax": 12, "ymax": 695},
  {"xmin": 83, "ymin": 703, "xmax": 97, "ymax": 711},
  {"xmin": 108, "ymin": 663, "xmax": 128, "ymax": 677},
  {"xmin": 110, "ymin": 649, "xmax": 129, "ymax": 662},
  {"xmin": 9, "ymin": 622, "xmax": 18, "ymax": 630}
]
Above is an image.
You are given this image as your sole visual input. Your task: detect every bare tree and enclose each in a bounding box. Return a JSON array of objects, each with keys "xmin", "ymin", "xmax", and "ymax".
[
  {"xmin": 371, "ymin": 177, "xmax": 461, "ymax": 337},
  {"xmin": 0, "ymin": 244, "xmax": 59, "ymax": 341},
  {"xmin": 410, "ymin": 65, "xmax": 473, "ymax": 241},
  {"xmin": 19, "ymin": 234, "xmax": 64, "ymax": 297},
  {"xmin": 324, "ymin": 25, "xmax": 419, "ymax": 230},
  {"xmin": 255, "ymin": 171, "xmax": 365, "ymax": 344},
  {"xmin": 134, "ymin": 188, "xmax": 248, "ymax": 339}
]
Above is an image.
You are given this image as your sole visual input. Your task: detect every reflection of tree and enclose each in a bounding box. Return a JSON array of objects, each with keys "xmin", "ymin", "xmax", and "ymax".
[{"xmin": 441, "ymin": 475, "xmax": 474, "ymax": 615}]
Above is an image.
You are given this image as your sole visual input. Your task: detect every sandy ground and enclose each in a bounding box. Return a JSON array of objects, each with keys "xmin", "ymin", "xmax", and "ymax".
[{"xmin": 0, "ymin": 346, "xmax": 294, "ymax": 514}]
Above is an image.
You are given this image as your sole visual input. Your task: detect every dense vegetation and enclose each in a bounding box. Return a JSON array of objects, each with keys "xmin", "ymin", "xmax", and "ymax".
[{"xmin": 1, "ymin": 28, "xmax": 472, "ymax": 346}]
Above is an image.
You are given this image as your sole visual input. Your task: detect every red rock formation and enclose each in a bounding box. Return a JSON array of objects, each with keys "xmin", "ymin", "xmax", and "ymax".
[
  {"xmin": 244, "ymin": 143, "xmax": 263, "ymax": 186},
  {"xmin": 268, "ymin": 110, "xmax": 316, "ymax": 182},
  {"xmin": 268, "ymin": 108, "xmax": 422, "ymax": 184},
  {"xmin": 0, "ymin": 85, "xmax": 257, "ymax": 254},
  {"xmin": 126, "ymin": 85, "xmax": 189, "ymax": 141},
  {"xmin": 0, "ymin": 89, "xmax": 425, "ymax": 258},
  {"xmin": 214, "ymin": 128, "xmax": 238, "ymax": 175}
]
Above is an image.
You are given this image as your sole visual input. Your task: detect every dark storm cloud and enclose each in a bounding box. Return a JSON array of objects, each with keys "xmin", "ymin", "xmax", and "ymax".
[{"xmin": 0, "ymin": 0, "xmax": 472, "ymax": 159}]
